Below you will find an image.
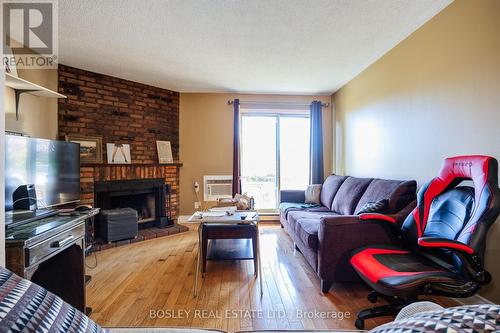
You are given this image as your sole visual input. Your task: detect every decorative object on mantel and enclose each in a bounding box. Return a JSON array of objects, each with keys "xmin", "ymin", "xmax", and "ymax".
[
  {"xmin": 106, "ymin": 143, "xmax": 131, "ymax": 164},
  {"xmin": 66, "ymin": 135, "xmax": 103, "ymax": 164},
  {"xmin": 5, "ymin": 73, "xmax": 66, "ymax": 120},
  {"xmin": 156, "ymin": 140, "xmax": 174, "ymax": 164}
]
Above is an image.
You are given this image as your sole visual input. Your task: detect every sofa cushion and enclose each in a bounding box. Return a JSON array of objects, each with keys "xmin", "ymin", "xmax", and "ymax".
[
  {"xmin": 306, "ymin": 205, "xmax": 331, "ymax": 212},
  {"xmin": 288, "ymin": 210, "xmax": 338, "ymax": 226},
  {"xmin": 387, "ymin": 180, "xmax": 417, "ymax": 213},
  {"xmin": 320, "ymin": 175, "xmax": 348, "ymax": 208},
  {"xmin": 295, "ymin": 219, "xmax": 320, "ymax": 250},
  {"xmin": 331, "ymin": 177, "xmax": 373, "ymax": 215},
  {"xmin": 287, "ymin": 211, "xmax": 338, "ymax": 250},
  {"xmin": 279, "ymin": 202, "xmax": 321, "ymax": 216},
  {"xmin": 354, "ymin": 179, "xmax": 405, "ymax": 214},
  {"xmin": 287, "ymin": 210, "xmax": 338, "ymax": 240}
]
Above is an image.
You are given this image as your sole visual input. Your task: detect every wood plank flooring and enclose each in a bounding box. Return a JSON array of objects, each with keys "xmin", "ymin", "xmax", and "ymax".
[{"xmin": 86, "ymin": 224, "xmax": 465, "ymax": 331}]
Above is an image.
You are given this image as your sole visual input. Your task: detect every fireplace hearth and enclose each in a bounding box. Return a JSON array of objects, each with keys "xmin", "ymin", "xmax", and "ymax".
[{"xmin": 94, "ymin": 178, "xmax": 172, "ymax": 228}]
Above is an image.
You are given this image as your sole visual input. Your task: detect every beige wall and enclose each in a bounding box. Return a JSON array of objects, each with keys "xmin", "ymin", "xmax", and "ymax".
[
  {"xmin": 179, "ymin": 93, "xmax": 333, "ymax": 215},
  {"xmin": 3, "ymin": 68, "xmax": 57, "ymax": 264},
  {"xmin": 0, "ymin": 40, "xmax": 4, "ymax": 265},
  {"xmin": 332, "ymin": 0, "xmax": 500, "ymax": 301},
  {"xmin": 5, "ymin": 68, "xmax": 58, "ymax": 139}
]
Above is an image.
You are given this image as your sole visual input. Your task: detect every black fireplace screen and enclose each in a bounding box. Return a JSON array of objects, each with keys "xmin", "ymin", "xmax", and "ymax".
[{"xmin": 94, "ymin": 178, "xmax": 172, "ymax": 227}]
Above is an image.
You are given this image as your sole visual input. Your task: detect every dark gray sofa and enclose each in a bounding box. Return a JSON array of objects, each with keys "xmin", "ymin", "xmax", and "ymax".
[{"xmin": 279, "ymin": 174, "xmax": 417, "ymax": 293}]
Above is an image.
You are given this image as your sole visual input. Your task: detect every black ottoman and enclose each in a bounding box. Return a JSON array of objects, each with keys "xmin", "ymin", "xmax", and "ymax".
[{"xmin": 98, "ymin": 208, "xmax": 138, "ymax": 242}]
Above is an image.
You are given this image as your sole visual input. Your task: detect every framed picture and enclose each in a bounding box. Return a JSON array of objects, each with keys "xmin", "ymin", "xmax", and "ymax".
[
  {"xmin": 66, "ymin": 135, "xmax": 103, "ymax": 164},
  {"xmin": 107, "ymin": 143, "xmax": 132, "ymax": 164},
  {"xmin": 156, "ymin": 140, "xmax": 173, "ymax": 164}
]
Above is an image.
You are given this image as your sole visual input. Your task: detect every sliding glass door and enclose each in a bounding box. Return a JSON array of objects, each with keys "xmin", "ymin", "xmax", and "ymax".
[
  {"xmin": 241, "ymin": 113, "xmax": 310, "ymax": 211},
  {"xmin": 240, "ymin": 116, "xmax": 277, "ymax": 210},
  {"xmin": 279, "ymin": 116, "xmax": 310, "ymax": 191}
]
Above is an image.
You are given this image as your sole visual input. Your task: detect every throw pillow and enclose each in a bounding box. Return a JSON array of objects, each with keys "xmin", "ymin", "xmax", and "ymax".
[
  {"xmin": 358, "ymin": 199, "xmax": 388, "ymax": 214},
  {"xmin": 305, "ymin": 184, "xmax": 322, "ymax": 204}
]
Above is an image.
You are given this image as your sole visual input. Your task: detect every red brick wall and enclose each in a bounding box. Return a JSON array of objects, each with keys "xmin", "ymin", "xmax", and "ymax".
[
  {"xmin": 57, "ymin": 65, "xmax": 181, "ymax": 220},
  {"xmin": 58, "ymin": 64, "xmax": 179, "ymax": 163}
]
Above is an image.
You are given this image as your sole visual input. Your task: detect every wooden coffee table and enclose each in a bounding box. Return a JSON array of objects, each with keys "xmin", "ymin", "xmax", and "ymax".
[{"xmin": 189, "ymin": 211, "xmax": 262, "ymax": 297}]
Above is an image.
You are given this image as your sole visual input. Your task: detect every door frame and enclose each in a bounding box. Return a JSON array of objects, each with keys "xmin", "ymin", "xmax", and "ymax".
[{"xmin": 239, "ymin": 111, "xmax": 310, "ymax": 211}]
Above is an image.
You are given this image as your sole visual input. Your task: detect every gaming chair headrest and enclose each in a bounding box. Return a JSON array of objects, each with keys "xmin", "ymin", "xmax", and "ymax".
[
  {"xmin": 436, "ymin": 156, "xmax": 498, "ymax": 202},
  {"xmin": 415, "ymin": 156, "xmax": 499, "ymax": 239}
]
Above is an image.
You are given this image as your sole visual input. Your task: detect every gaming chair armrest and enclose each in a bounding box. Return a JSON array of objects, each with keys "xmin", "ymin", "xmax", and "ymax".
[
  {"xmin": 359, "ymin": 213, "xmax": 397, "ymax": 224},
  {"xmin": 418, "ymin": 237, "xmax": 492, "ymax": 284},
  {"xmin": 418, "ymin": 237, "xmax": 474, "ymax": 254}
]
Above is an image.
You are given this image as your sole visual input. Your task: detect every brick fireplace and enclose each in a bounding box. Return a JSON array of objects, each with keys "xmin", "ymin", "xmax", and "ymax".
[
  {"xmin": 57, "ymin": 65, "xmax": 182, "ymax": 224},
  {"xmin": 80, "ymin": 164, "xmax": 181, "ymax": 222}
]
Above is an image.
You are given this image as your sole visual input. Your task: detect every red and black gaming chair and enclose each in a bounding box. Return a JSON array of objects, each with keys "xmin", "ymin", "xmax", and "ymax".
[{"xmin": 350, "ymin": 156, "xmax": 500, "ymax": 329}]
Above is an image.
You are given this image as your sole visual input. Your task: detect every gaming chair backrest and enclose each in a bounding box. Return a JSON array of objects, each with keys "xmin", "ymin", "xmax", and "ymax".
[{"xmin": 401, "ymin": 156, "xmax": 500, "ymax": 257}]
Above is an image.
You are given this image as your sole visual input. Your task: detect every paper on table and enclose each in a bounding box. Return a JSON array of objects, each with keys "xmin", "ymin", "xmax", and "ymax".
[{"xmin": 199, "ymin": 211, "xmax": 226, "ymax": 217}]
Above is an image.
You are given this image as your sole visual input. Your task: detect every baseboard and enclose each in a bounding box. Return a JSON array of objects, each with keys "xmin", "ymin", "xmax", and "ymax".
[
  {"xmin": 454, "ymin": 293, "xmax": 493, "ymax": 305},
  {"xmin": 178, "ymin": 215, "xmax": 194, "ymax": 223},
  {"xmin": 259, "ymin": 214, "xmax": 279, "ymax": 222}
]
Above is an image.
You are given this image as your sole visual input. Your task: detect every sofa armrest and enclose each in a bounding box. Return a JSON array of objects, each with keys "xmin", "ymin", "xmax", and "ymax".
[
  {"xmin": 317, "ymin": 215, "xmax": 399, "ymax": 281},
  {"xmin": 280, "ymin": 190, "xmax": 305, "ymax": 203}
]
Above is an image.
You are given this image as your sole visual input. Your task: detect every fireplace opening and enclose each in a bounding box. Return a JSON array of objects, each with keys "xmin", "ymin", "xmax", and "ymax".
[
  {"xmin": 110, "ymin": 193, "xmax": 157, "ymax": 223},
  {"xmin": 94, "ymin": 178, "xmax": 172, "ymax": 228}
]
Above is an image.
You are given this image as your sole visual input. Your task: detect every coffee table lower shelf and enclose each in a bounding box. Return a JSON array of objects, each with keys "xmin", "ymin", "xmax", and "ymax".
[
  {"xmin": 206, "ymin": 239, "xmax": 255, "ymax": 261},
  {"xmin": 191, "ymin": 212, "xmax": 263, "ymax": 298}
]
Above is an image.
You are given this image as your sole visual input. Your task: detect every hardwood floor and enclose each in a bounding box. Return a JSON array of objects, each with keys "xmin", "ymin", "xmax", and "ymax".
[{"xmin": 87, "ymin": 224, "xmax": 463, "ymax": 331}]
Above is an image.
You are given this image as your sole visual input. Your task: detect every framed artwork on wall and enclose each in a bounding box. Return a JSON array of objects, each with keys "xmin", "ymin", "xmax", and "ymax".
[
  {"xmin": 156, "ymin": 140, "xmax": 173, "ymax": 164},
  {"xmin": 107, "ymin": 143, "xmax": 132, "ymax": 164},
  {"xmin": 65, "ymin": 135, "xmax": 103, "ymax": 164}
]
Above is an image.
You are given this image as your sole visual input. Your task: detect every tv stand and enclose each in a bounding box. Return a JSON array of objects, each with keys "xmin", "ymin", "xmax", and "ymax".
[
  {"xmin": 5, "ymin": 208, "xmax": 58, "ymax": 229},
  {"xmin": 5, "ymin": 208, "xmax": 100, "ymax": 312}
]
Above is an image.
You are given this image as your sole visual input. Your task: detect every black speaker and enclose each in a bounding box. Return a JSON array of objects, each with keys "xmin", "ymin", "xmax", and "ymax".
[{"xmin": 13, "ymin": 184, "xmax": 37, "ymax": 210}]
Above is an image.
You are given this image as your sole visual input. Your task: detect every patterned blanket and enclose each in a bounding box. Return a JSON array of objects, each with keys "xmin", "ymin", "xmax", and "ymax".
[
  {"xmin": 0, "ymin": 266, "xmax": 107, "ymax": 333},
  {"xmin": 2, "ymin": 264, "xmax": 500, "ymax": 333},
  {"xmin": 370, "ymin": 304, "xmax": 500, "ymax": 333}
]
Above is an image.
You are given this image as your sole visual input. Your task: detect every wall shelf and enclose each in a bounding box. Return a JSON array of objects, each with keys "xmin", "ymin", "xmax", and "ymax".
[{"xmin": 5, "ymin": 73, "xmax": 66, "ymax": 120}]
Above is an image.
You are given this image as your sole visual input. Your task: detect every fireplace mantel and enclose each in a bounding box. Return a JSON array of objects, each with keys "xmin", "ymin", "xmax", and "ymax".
[
  {"xmin": 82, "ymin": 162, "xmax": 183, "ymax": 167},
  {"xmin": 79, "ymin": 163, "xmax": 181, "ymax": 221}
]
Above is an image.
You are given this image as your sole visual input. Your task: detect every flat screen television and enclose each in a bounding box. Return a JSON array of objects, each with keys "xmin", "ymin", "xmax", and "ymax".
[{"xmin": 5, "ymin": 135, "xmax": 80, "ymax": 212}]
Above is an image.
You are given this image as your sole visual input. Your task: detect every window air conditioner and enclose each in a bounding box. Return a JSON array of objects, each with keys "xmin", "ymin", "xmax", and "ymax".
[{"xmin": 203, "ymin": 175, "xmax": 233, "ymax": 201}]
